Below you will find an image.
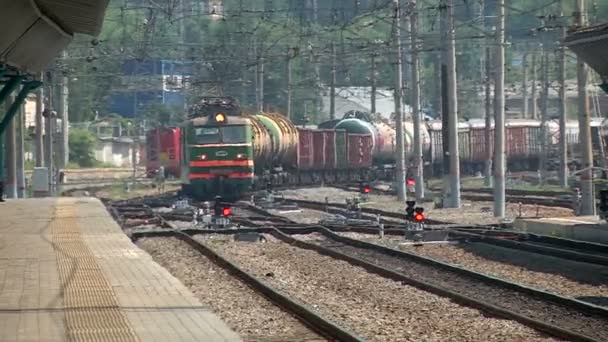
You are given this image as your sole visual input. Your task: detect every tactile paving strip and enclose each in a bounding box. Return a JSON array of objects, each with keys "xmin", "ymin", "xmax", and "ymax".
[{"xmin": 51, "ymin": 204, "xmax": 139, "ymax": 342}]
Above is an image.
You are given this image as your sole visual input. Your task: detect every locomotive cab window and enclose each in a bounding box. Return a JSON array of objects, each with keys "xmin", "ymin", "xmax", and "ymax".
[
  {"xmin": 194, "ymin": 126, "xmax": 247, "ymax": 144},
  {"xmin": 221, "ymin": 126, "xmax": 247, "ymax": 143},
  {"xmin": 195, "ymin": 127, "xmax": 220, "ymax": 144}
]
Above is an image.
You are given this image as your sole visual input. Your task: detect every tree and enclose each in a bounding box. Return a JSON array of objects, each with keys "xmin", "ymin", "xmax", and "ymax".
[{"xmin": 69, "ymin": 129, "xmax": 97, "ymax": 167}]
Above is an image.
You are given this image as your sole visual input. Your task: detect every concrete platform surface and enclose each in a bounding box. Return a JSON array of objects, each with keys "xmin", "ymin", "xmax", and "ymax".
[
  {"xmin": 514, "ymin": 215, "xmax": 608, "ymax": 244},
  {"xmin": 0, "ymin": 197, "xmax": 242, "ymax": 342}
]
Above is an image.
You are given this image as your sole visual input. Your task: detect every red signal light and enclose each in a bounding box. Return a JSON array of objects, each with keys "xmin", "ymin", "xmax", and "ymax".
[
  {"xmin": 407, "ymin": 179, "xmax": 415, "ymax": 186},
  {"xmin": 414, "ymin": 213, "xmax": 424, "ymax": 222},
  {"xmin": 364, "ymin": 187, "xmax": 371, "ymax": 194},
  {"xmin": 222, "ymin": 207, "xmax": 231, "ymax": 217}
]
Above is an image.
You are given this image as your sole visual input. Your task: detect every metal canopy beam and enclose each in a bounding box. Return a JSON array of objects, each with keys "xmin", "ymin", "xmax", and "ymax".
[{"xmin": 0, "ymin": 80, "xmax": 42, "ymax": 135}]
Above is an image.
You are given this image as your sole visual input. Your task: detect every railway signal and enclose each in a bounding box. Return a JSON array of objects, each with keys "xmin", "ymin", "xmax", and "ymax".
[
  {"xmin": 359, "ymin": 182, "xmax": 371, "ymax": 202},
  {"xmin": 359, "ymin": 182, "xmax": 371, "ymax": 194},
  {"xmin": 405, "ymin": 201, "xmax": 416, "ymax": 220},
  {"xmin": 414, "ymin": 207, "xmax": 425, "ymax": 222},
  {"xmin": 599, "ymin": 190, "xmax": 608, "ymax": 222},
  {"xmin": 406, "ymin": 178, "xmax": 416, "ymax": 194},
  {"xmin": 213, "ymin": 197, "xmax": 231, "ymax": 227}
]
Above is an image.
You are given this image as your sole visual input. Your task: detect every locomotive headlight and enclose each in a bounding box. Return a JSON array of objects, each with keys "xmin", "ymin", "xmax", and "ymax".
[
  {"xmin": 236, "ymin": 153, "xmax": 246, "ymax": 160},
  {"xmin": 215, "ymin": 113, "xmax": 226, "ymax": 123},
  {"xmin": 200, "ymin": 154, "xmax": 207, "ymax": 160}
]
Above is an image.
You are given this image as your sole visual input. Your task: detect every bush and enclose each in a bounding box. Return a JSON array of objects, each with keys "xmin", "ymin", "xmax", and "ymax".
[{"xmin": 69, "ymin": 128, "xmax": 97, "ymax": 167}]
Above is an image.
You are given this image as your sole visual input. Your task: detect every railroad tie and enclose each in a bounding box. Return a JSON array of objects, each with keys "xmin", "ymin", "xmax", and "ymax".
[{"xmin": 51, "ymin": 202, "xmax": 139, "ymax": 342}]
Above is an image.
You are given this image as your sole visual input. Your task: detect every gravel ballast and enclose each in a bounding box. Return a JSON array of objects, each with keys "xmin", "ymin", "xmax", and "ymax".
[
  {"xmin": 279, "ymin": 187, "xmax": 573, "ymax": 225},
  {"xmin": 327, "ymin": 232, "xmax": 608, "ymax": 299},
  {"xmin": 196, "ymin": 234, "xmax": 555, "ymax": 342},
  {"xmin": 293, "ymin": 233, "xmax": 608, "ymax": 341},
  {"xmin": 137, "ymin": 237, "xmax": 325, "ymax": 342}
]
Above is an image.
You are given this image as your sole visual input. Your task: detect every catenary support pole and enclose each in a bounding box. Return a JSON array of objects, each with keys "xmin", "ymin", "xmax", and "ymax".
[
  {"xmin": 446, "ymin": 0, "xmax": 460, "ymax": 208},
  {"xmin": 483, "ymin": 0, "xmax": 493, "ymax": 187},
  {"xmin": 5, "ymin": 96, "xmax": 16, "ymax": 199},
  {"xmin": 410, "ymin": 0, "xmax": 424, "ymax": 200},
  {"xmin": 539, "ymin": 45, "xmax": 550, "ymax": 184},
  {"xmin": 494, "ymin": 0, "xmax": 506, "ymax": 218},
  {"xmin": 16, "ymin": 100, "xmax": 25, "ymax": 198},
  {"xmin": 286, "ymin": 47, "xmax": 293, "ymax": 121},
  {"xmin": 393, "ymin": 0, "xmax": 407, "ymax": 201},
  {"xmin": 371, "ymin": 52, "xmax": 377, "ymax": 114},
  {"xmin": 330, "ymin": 41, "xmax": 337, "ymax": 120},
  {"xmin": 559, "ymin": 23, "xmax": 568, "ymax": 187},
  {"xmin": 531, "ymin": 51, "xmax": 538, "ymax": 119},
  {"xmin": 35, "ymin": 73, "xmax": 44, "ymax": 167},
  {"xmin": 575, "ymin": 0, "xmax": 595, "ymax": 215},
  {"xmin": 440, "ymin": 0, "xmax": 450, "ymax": 201},
  {"xmin": 59, "ymin": 51, "xmax": 69, "ymax": 169},
  {"xmin": 522, "ymin": 51, "xmax": 529, "ymax": 118}
]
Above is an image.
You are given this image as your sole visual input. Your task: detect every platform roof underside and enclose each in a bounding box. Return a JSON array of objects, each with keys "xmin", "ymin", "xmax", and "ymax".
[
  {"xmin": 0, "ymin": 0, "xmax": 109, "ymax": 74},
  {"xmin": 565, "ymin": 23, "xmax": 608, "ymax": 91}
]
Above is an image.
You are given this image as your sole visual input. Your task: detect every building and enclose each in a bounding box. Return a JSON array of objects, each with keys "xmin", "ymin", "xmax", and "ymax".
[
  {"xmin": 319, "ymin": 87, "xmax": 413, "ymax": 122},
  {"xmin": 109, "ymin": 59, "xmax": 191, "ymax": 117}
]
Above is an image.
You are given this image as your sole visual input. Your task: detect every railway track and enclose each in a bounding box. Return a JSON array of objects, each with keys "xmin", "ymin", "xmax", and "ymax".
[
  {"xmin": 339, "ymin": 184, "xmax": 574, "ymax": 209},
  {"xmin": 111, "ymin": 200, "xmax": 362, "ymax": 341},
  {"xmin": 109, "ymin": 197, "xmax": 608, "ymax": 341},
  {"xmin": 134, "ymin": 226, "xmax": 607, "ymax": 342},
  {"xmin": 451, "ymin": 229, "xmax": 608, "ymax": 266}
]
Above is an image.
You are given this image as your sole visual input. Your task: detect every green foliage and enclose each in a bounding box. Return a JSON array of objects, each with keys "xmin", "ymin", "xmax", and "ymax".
[
  {"xmin": 65, "ymin": 0, "xmax": 608, "ymax": 124},
  {"xmin": 69, "ymin": 129, "xmax": 97, "ymax": 167}
]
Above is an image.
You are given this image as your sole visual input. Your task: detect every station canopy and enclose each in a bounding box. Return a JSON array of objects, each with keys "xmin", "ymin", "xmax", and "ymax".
[
  {"xmin": 565, "ymin": 23, "xmax": 608, "ymax": 93},
  {"xmin": 0, "ymin": 0, "xmax": 109, "ymax": 74}
]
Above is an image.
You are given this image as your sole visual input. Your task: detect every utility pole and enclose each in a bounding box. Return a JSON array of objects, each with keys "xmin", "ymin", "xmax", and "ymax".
[
  {"xmin": 393, "ymin": 0, "xmax": 407, "ymax": 201},
  {"xmin": 370, "ymin": 51, "xmax": 377, "ymax": 114},
  {"xmin": 330, "ymin": 41, "xmax": 337, "ymax": 120},
  {"xmin": 410, "ymin": 0, "xmax": 424, "ymax": 200},
  {"xmin": 522, "ymin": 50, "xmax": 529, "ymax": 117},
  {"xmin": 254, "ymin": 36, "xmax": 264, "ymax": 112},
  {"xmin": 59, "ymin": 51, "xmax": 69, "ymax": 169},
  {"xmin": 35, "ymin": 73, "xmax": 44, "ymax": 167},
  {"xmin": 558, "ymin": 23, "xmax": 568, "ymax": 187},
  {"xmin": 440, "ymin": 0, "xmax": 450, "ymax": 200},
  {"xmin": 531, "ymin": 51, "xmax": 538, "ymax": 119},
  {"xmin": 286, "ymin": 47, "xmax": 294, "ymax": 120},
  {"xmin": 44, "ymin": 72, "xmax": 54, "ymax": 196},
  {"xmin": 401, "ymin": 10, "xmax": 410, "ymax": 101},
  {"xmin": 575, "ymin": 0, "xmax": 594, "ymax": 215},
  {"xmin": 539, "ymin": 45, "xmax": 550, "ymax": 184},
  {"xmin": 441, "ymin": 0, "xmax": 460, "ymax": 208},
  {"xmin": 17, "ymin": 100, "xmax": 25, "ymax": 198},
  {"xmin": 485, "ymin": 45, "xmax": 493, "ymax": 187},
  {"xmin": 4, "ymin": 96, "xmax": 17, "ymax": 199},
  {"xmin": 481, "ymin": 0, "xmax": 492, "ymax": 187},
  {"xmin": 494, "ymin": 0, "xmax": 506, "ymax": 218},
  {"xmin": 258, "ymin": 50, "xmax": 265, "ymax": 112}
]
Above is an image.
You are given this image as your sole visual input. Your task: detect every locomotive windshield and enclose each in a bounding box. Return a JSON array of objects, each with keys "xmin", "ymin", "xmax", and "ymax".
[
  {"xmin": 194, "ymin": 125, "xmax": 247, "ymax": 144},
  {"xmin": 194, "ymin": 127, "xmax": 220, "ymax": 144},
  {"xmin": 221, "ymin": 126, "xmax": 247, "ymax": 143}
]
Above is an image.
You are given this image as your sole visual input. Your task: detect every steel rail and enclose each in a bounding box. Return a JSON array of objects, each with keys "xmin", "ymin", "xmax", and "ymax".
[
  {"xmin": 130, "ymin": 229, "xmax": 365, "ymax": 342},
  {"xmin": 135, "ymin": 227, "xmax": 606, "ymax": 342}
]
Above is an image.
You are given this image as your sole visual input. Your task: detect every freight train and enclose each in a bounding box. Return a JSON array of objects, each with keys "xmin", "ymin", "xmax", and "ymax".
[{"xmin": 146, "ymin": 98, "xmax": 608, "ymax": 200}]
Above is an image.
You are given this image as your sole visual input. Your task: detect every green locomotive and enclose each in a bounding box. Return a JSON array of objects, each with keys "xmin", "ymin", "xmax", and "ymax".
[{"xmin": 180, "ymin": 97, "xmax": 299, "ymax": 201}]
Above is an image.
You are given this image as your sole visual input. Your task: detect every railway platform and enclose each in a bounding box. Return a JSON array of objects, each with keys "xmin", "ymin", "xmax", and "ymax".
[
  {"xmin": 0, "ymin": 197, "xmax": 241, "ymax": 341},
  {"xmin": 514, "ymin": 216, "xmax": 608, "ymax": 244}
]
